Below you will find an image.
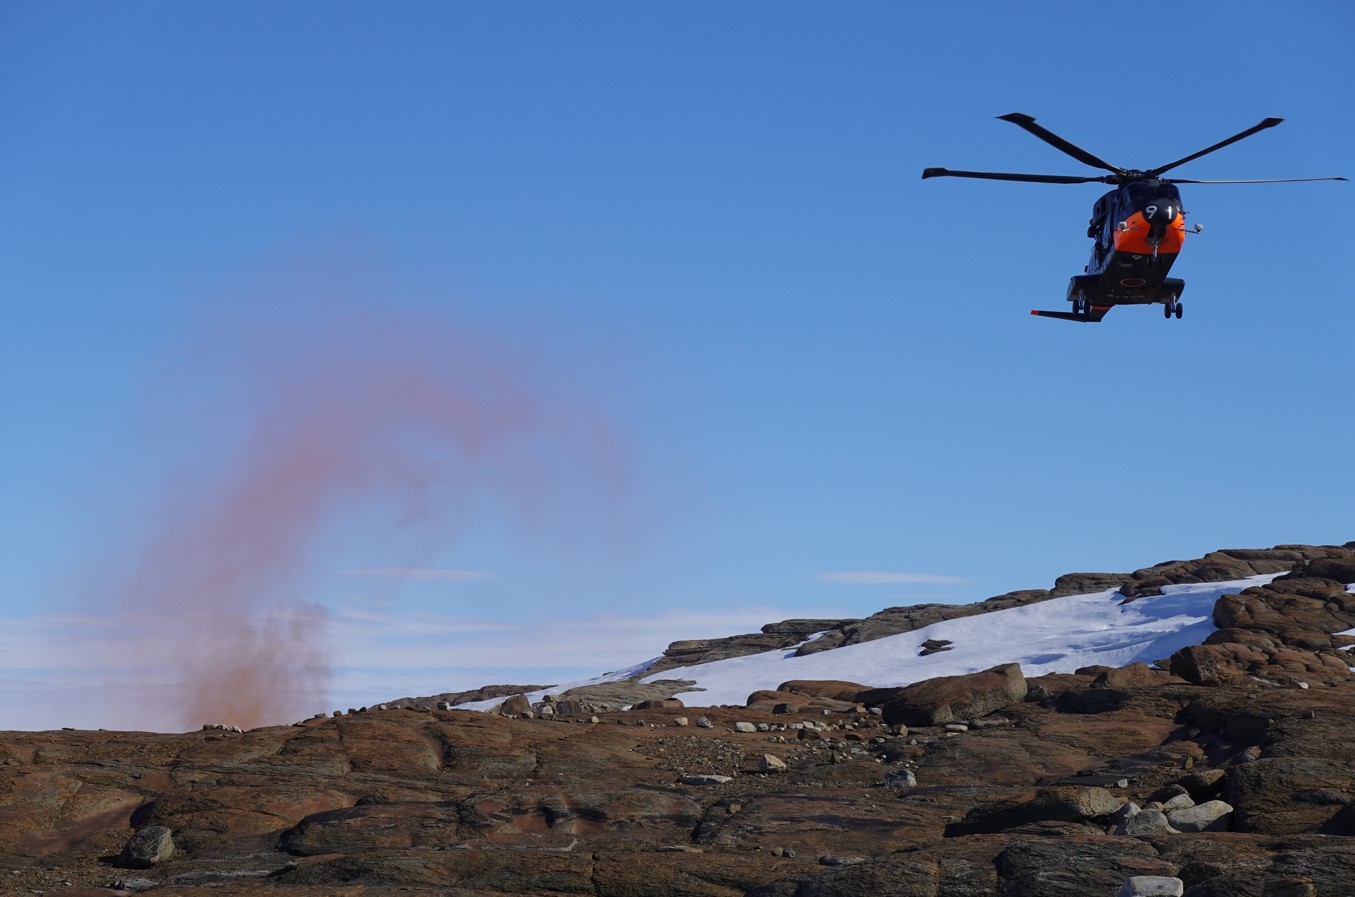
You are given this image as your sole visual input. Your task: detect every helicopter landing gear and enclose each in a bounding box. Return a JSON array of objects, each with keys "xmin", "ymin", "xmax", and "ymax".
[
  {"xmin": 1071, "ymin": 292, "xmax": 1090, "ymax": 318},
  {"xmin": 1163, "ymin": 295, "xmax": 1183, "ymax": 320}
]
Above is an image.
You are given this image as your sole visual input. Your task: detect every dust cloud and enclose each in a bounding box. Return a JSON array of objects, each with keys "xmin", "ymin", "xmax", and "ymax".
[{"xmin": 93, "ymin": 251, "xmax": 625, "ymax": 731}]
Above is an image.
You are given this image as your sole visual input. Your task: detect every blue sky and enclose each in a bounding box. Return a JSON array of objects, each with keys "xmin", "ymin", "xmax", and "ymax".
[{"xmin": 2, "ymin": 2, "xmax": 1351, "ymax": 730}]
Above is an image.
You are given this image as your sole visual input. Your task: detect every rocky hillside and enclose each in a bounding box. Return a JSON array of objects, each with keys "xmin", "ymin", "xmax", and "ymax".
[
  {"xmin": 2, "ymin": 542, "xmax": 1354, "ymax": 896},
  {"xmin": 643, "ymin": 545, "xmax": 1351, "ymax": 674}
]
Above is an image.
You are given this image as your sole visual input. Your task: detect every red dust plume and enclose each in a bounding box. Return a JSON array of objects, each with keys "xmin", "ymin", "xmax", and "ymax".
[{"xmin": 99, "ymin": 254, "xmax": 626, "ymax": 731}]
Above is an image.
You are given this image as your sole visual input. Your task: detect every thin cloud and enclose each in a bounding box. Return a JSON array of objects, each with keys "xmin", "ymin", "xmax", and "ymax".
[
  {"xmin": 816, "ymin": 571, "xmax": 969, "ymax": 585},
  {"xmin": 341, "ymin": 568, "xmax": 497, "ymax": 582}
]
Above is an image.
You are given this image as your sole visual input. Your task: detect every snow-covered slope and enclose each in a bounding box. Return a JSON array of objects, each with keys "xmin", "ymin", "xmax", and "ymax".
[
  {"xmin": 465, "ymin": 574, "xmax": 1280, "ymax": 710},
  {"xmin": 640, "ymin": 575, "xmax": 1277, "ymax": 706}
]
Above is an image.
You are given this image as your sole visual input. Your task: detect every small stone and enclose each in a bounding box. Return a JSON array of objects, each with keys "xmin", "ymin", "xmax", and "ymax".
[
  {"xmin": 760, "ymin": 754, "xmax": 788, "ymax": 773},
  {"xmin": 696, "ymin": 716, "xmax": 713, "ymax": 728},
  {"xmin": 681, "ymin": 774, "xmax": 733, "ymax": 786},
  {"xmin": 1115, "ymin": 808, "xmax": 1178, "ymax": 836},
  {"xmin": 885, "ymin": 768, "xmax": 917, "ymax": 788},
  {"xmin": 734, "ymin": 722, "xmax": 757, "ymax": 733},
  {"xmin": 1110, "ymin": 801, "xmax": 1140, "ymax": 826},
  {"xmin": 819, "ymin": 855, "xmax": 865, "ymax": 866},
  {"xmin": 674, "ymin": 717, "xmax": 689, "ymax": 727}
]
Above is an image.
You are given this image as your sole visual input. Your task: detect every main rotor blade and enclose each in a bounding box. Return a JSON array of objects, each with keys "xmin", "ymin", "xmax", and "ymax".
[
  {"xmin": 921, "ymin": 167, "xmax": 1109, "ymax": 184},
  {"xmin": 1147, "ymin": 117, "xmax": 1283, "ymax": 176},
  {"xmin": 1168, "ymin": 176, "xmax": 1347, "ymax": 184},
  {"xmin": 997, "ymin": 113, "xmax": 1126, "ymax": 176}
]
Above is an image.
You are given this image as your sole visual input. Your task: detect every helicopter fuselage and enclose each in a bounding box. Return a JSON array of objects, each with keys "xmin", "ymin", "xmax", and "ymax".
[{"xmin": 1058, "ymin": 180, "xmax": 1189, "ymax": 321}]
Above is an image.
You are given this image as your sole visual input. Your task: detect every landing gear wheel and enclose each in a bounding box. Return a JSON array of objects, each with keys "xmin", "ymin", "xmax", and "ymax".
[
  {"xmin": 1163, "ymin": 302, "xmax": 1172, "ymax": 319},
  {"xmin": 1175, "ymin": 302, "xmax": 1184, "ymax": 319},
  {"xmin": 1164, "ymin": 294, "xmax": 1180, "ymax": 320}
]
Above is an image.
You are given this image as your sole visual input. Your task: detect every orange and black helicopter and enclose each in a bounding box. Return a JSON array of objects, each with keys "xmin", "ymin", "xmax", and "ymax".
[{"xmin": 923, "ymin": 114, "xmax": 1345, "ymax": 322}]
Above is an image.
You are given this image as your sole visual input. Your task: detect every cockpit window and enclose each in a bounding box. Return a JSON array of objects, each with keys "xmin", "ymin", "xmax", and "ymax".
[{"xmin": 1125, "ymin": 180, "xmax": 1181, "ymax": 204}]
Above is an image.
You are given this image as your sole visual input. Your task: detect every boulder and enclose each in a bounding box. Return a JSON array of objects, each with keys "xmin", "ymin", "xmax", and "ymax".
[
  {"xmin": 1178, "ymin": 769, "xmax": 1227, "ymax": 802},
  {"xmin": 1166, "ymin": 799, "xmax": 1233, "ymax": 832},
  {"xmin": 1117, "ymin": 877, "xmax": 1184, "ymax": 897},
  {"xmin": 1170, "ymin": 645, "xmax": 1246, "ymax": 686},
  {"xmin": 1095, "ymin": 662, "xmax": 1167, "ymax": 689},
  {"xmin": 759, "ymin": 754, "xmax": 787, "ymax": 773},
  {"xmin": 498, "ymin": 694, "xmax": 532, "ymax": 716},
  {"xmin": 884, "ymin": 768, "xmax": 917, "ymax": 788},
  {"xmin": 117, "ymin": 825, "xmax": 176, "ymax": 869},
  {"xmin": 1116, "ymin": 808, "xmax": 1178, "ymax": 836},
  {"xmin": 876, "ymin": 663, "xmax": 1028, "ymax": 727}
]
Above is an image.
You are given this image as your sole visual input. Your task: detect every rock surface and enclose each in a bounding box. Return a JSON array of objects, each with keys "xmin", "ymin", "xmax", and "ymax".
[
  {"xmin": 1, "ymin": 542, "xmax": 1353, "ymax": 895},
  {"xmin": 870, "ymin": 662, "xmax": 1028, "ymax": 726}
]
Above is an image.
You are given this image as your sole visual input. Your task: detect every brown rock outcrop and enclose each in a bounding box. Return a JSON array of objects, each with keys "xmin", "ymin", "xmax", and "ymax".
[{"xmin": 870, "ymin": 662, "xmax": 1028, "ymax": 726}]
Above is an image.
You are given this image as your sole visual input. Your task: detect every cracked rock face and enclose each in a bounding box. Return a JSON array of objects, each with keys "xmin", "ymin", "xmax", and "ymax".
[{"xmin": 2, "ymin": 542, "xmax": 1354, "ymax": 895}]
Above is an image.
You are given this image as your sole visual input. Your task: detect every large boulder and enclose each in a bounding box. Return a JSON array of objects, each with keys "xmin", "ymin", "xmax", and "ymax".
[
  {"xmin": 1166, "ymin": 799, "xmax": 1233, "ymax": 833},
  {"xmin": 1169, "ymin": 645, "xmax": 1246, "ymax": 686},
  {"xmin": 116, "ymin": 825, "xmax": 176, "ymax": 869},
  {"xmin": 875, "ymin": 663, "xmax": 1028, "ymax": 727}
]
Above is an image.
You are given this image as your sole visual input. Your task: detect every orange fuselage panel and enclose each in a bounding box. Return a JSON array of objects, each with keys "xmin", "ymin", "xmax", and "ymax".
[{"xmin": 1112, "ymin": 210, "xmax": 1186, "ymax": 256}]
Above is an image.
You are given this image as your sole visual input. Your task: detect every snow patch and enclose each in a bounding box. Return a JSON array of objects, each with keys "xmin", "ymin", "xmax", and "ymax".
[{"xmin": 461, "ymin": 575, "xmax": 1280, "ymax": 711}]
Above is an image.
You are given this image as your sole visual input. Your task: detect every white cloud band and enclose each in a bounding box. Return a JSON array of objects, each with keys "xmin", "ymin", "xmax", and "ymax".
[{"xmin": 816, "ymin": 571, "xmax": 968, "ymax": 585}]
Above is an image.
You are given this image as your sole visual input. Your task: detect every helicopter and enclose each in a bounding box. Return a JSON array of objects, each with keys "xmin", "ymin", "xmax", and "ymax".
[{"xmin": 923, "ymin": 114, "xmax": 1345, "ymax": 322}]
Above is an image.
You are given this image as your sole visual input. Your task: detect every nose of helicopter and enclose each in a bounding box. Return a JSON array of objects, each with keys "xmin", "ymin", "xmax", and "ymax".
[
  {"xmin": 1144, "ymin": 200, "xmax": 1178, "ymax": 225},
  {"xmin": 1142, "ymin": 198, "xmax": 1180, "ymax": 247}
]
